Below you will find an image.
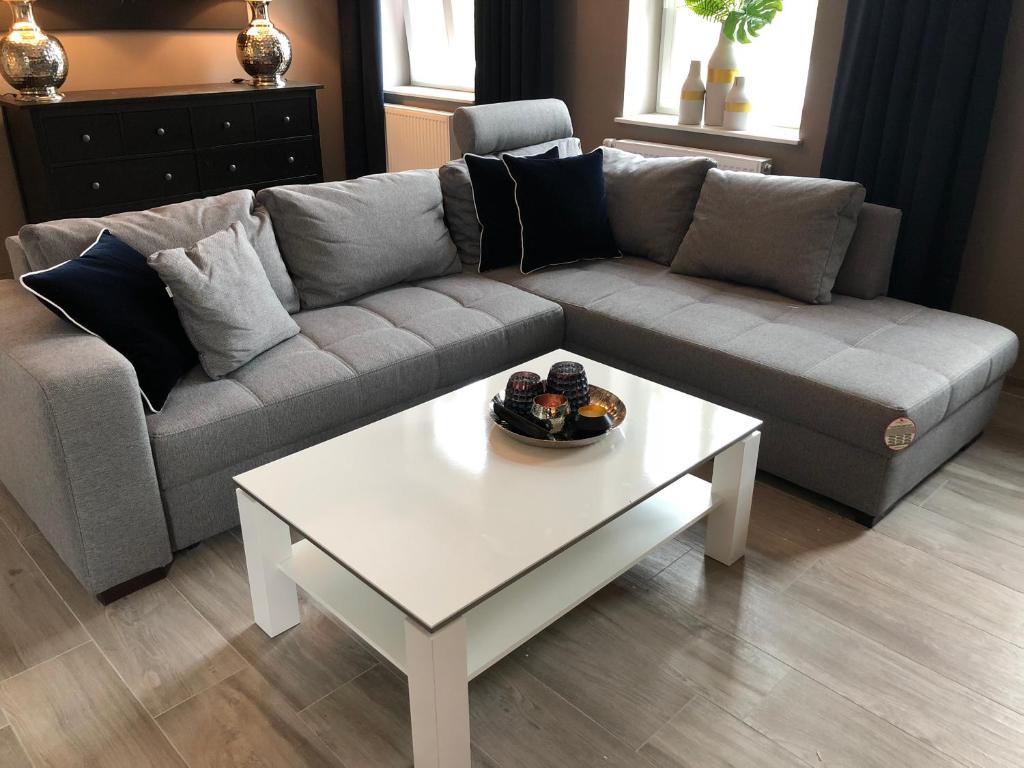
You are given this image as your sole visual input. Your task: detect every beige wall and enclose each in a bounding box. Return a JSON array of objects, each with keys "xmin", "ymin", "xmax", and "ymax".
[
  {"xmin": 552, "ymin": 0, "xmax": 849, "ymax": 176},
  {"xmin": 954, "ymin": 0, "xmax": 1024, "ymax": 382},
  {"xmin": 0, "ymin": 1, "xmax": 343, "ymax": 278}
]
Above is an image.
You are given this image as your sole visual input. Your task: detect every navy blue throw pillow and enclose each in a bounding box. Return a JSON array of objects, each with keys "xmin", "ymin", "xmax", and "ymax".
[
  {"xmin": 20, "ymin": 229, "xmax": 197, "ymax": 412},
  {"xmin": 502, "ymin": 148, "xmax": 620, "ymax": 274},
  {"xmin": 465, "ymin": 147, "xmax": 559, "ymax": 272}
]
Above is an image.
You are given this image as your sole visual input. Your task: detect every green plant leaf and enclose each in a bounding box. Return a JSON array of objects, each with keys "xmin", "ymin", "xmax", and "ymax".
[
  {"xmin": 720, "ymin": 0, "xmax": 783, "ymax": 43},
  {"xmin": 683, "ymin": 0, "xmax": 730, "ymax": 24}
]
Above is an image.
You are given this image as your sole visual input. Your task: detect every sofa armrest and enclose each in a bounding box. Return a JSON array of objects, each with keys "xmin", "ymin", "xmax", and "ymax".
[{"xmin": 0, "ymin": 280, "xmax": 171, "ymax": 594}]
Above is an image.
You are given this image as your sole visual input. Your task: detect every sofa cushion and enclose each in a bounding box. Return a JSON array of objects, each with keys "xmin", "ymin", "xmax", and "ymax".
[
  {"xmin": 146, "ymin": 275, "xmax": 563, "ymax": 490},
  {"xmin": 21, "ymin": 229, "xmax": 197, "ymax": 413},
  {"xmin": 671, "ymin": 169, "xmax": 866, "ymax": 304},
  {"xmin": 441, "ymin": 137, "xmax": 583, "ymax": 265},
  {"xmin": 466, "ymin": 147, "xmax": 559, "ymax": 272},
  {"xmin": 489, "ymin": 257, "xmax": 1018, "ymax": 455},
  {"xmin": 833, "ymin": 203, "xmax": 902, "ymax": 300},
  {"xmin": 147, "ymin": 222, "xmax": 300, "ymax": 379},
  {"xmin": 602, "ymin": 146, "xmax": 716, "ymax": 265},
  {"xmin": 504, "ymin": 150, "xmax": 619, "ymax": 273},
  {"xmin": 258, "ymin": 171, "xmax": 461, "ymax": 310},
  {"xmin": 17, "ymin": 190, "xmax": 300, "ymax": 313}
]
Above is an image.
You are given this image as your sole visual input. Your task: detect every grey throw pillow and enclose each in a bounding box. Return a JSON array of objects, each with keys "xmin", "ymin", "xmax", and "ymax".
[
  {"xmin": 258, "ymin": 170, "xmax": 462, "ymax": 309},
  {"xmin": 440, "ymin": 137, "xmax": 583, "ymax": 265},
  {"xmin": 147, "ymin": 222, "xmax": 300, "ymax": 379},
  {"xmin": 602, "ymin": 146, "xmax": 716, "ymax": 265},
  {"xmin": 17, "ymin": 190, "xmax": 301, "ymax": 313},
  {"xmin": 671, "ymin": 169, "xmax": 866, "ymax": 304}
]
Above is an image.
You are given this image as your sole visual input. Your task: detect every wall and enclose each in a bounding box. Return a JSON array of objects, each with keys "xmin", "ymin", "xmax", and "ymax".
[
  {"xmin": 0, "ymin": 1, "xmax": 343, "ymax": 279},
  {"xmin": 954, "ymin": 0, "xmax": 1024, "ymax": 382},
  {"xmin": 552, "ymin": 0, "xmax": 849, "ymax": 176}
]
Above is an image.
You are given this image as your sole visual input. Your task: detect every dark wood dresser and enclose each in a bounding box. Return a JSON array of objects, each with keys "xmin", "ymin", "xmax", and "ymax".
[{"xmin": 1, "ymin": 82, "xmax": 324, "ymax": 223}]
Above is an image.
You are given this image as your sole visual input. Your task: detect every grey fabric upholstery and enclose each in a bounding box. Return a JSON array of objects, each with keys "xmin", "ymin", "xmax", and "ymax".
[
  {"xmin": 453, "ymin": 99, "xmax": 573, "ymax": 155},
  {"xmin": 602, "ymin": 146, "xmax": 716, "ymax": 265},
  {"xmin": 440, "ymin": 137, "xmax": 583, "ymax": 265},
  {"xmin": 834, "ymin": 203, "xmax": 902, "ymax": 299},
  {"xmin": 568, "ymin": 342, "xmax": 1004, "ymax": 518},
  {"xmin": 257, "ymin": 171, "xmax": 461, "ymax": 310},
  {"xmin": 147, "ymin": 222, "xmax": 300, "ymax": 378},
  {"xmin": 147, "ymin": 274, "xmax": 563, "ymax": 544},
  {"xmin": 16, "ymin": 191, "xmax": 300, "ymax": 313},
  {"xmin": 489, "ymin": 257, "xmax": 1018, "ymax": 460},
  {"xmin": 672, "ymin": 169, "xmax": 867, "ymax": 304},
  {"xmin": 5, "ymin": 236, "xmax": 28, "ymax": 280},
  {"xmin": 0, "ymin": 280, "xmax": 171, "ymax": 593}
]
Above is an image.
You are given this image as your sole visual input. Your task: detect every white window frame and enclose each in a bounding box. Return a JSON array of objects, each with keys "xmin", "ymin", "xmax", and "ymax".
[
  {"xmin": 655, "ymin": 1, "xmax": 681, "ymax": 116},
  {"xmin": 402, "ymin": 0, "xmax": 475, "ymax": 94}
]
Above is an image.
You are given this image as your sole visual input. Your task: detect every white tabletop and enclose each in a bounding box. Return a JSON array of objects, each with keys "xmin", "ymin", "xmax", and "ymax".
[{"xmin": 235, "ymin": 350, "xmax": 761, "ymax": 631}]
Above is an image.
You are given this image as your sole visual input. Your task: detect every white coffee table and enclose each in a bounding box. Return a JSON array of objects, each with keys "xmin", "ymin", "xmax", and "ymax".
[{"xmin": 235, "ymin": 350, "xmax": 761, "ymax": 768}]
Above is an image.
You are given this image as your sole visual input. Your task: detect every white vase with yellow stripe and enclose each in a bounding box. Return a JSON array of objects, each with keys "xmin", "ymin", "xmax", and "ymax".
[
  {"xmin": 723, "ymin": 76, "xmax": 752, "ymax": 131},
  {"xmin": 678, "ymin": 60, "xmax": 705, "ymax": 125},
  {"xmin": 705, "ymin": 28, "xmax": 738, "ymax": 126}
]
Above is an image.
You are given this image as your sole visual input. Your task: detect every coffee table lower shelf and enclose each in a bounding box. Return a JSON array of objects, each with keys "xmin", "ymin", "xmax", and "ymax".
[{"xmin": 277, "ymin": 473, "xmax": 716, "ymax": 681}]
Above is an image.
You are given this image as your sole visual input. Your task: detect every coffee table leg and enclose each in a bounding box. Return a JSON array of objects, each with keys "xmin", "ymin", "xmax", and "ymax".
[
  {"xmin": 706, "ymin": 431, "xmax": 761, "ymax": 565},
  {"xmin": 404, "ymin": 618, "xmax": 471, "ymax": 768},
  {"xmin": 237, "ymin": 489, "xmax": 301, "ymax": 637}
]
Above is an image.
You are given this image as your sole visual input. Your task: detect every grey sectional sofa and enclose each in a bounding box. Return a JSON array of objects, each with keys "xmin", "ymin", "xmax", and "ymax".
[{"xmin": 0, "ymin": 99, "xmax": 1017, "ymax": 599}]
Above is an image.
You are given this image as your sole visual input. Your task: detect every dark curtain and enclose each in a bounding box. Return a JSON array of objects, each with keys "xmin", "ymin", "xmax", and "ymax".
[
  {"xmin": 820, "ymin": 0, "xmax": 1012, "ymax": 308},
  {"xmin": 474, "ymin": 0, "xmax": 554, "ymax": 104},
  {"xmin": 338, "ymin": 0, "xmax": 387, "ymax": 178}
]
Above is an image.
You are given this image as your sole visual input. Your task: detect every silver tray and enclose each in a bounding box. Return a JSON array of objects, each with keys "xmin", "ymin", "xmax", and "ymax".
[{"xmin": 490, "ymin": 384, "xmax": 626, "ymax": 448}]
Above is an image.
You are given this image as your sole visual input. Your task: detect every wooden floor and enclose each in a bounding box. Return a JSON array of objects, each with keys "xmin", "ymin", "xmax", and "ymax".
[{"xmin": 0, "ymin": 386, "xmax": 1022, "ymax": 767}]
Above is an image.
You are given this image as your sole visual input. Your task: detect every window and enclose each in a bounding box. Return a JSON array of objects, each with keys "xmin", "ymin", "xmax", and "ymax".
[
  {"xmin": 656, "ymin": 0, "xmax": 819, "ymax": 130},
  {"xmin": 403, "ymin": 0, "xmax": 475, "ymax": 92}
]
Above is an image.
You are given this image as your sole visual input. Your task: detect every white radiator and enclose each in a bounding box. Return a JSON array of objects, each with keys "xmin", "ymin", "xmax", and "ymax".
[
  {"xmin": 384, "ymin": 104, "xmax": 458, "ymax": 172},
  {"xmin": 602, "ymin": 138, "xmax": 772, "ymax": 174}
]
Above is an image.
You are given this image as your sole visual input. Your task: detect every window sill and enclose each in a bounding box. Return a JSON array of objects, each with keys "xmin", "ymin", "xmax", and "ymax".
[
  {"xmin": 384, "ymin": 85, "xmax": 475, "ymax": 106},
  {"xmin": 615, "ymin": 113, "xmax": 802, "ymax": 146}
]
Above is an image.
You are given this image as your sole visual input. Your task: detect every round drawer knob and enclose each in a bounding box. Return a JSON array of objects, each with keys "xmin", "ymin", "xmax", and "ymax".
[
  {"xmin": 164, "ymin": 173, "xmax": 174, "ymax": 182},
  {"xmin": 223, "ymin": 121, "xmax": 232, "ymax": 130},
  {"xmin": 156, "ymin": 127, "xmax": 166, "ymax": 137},
  {"xmin": 283, "ymin": 115, "xmax": 291, "ymax": 124},
  {"xmin": 228, "ymin": 164, "xmax": 238, "ymax": 173},
  {"xmin": 81, "ymin": 134, "xmax": 91, "ymax": 143},
  {"xmin": 287, "ymin": 156, "xmax": 295, "ymax": 164},
  {"xmin": 90, "ymin": 181, "xmax": 101, "ymax": 191}
]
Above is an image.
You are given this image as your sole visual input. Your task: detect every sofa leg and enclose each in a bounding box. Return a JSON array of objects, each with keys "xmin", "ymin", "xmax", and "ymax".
[{"xmin": 95, "ymin": 565, "xmax": 170, "ymax": 605}]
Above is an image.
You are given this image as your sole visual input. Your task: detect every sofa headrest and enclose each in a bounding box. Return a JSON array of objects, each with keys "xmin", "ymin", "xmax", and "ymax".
[{"xmin": 453, "ymin": 99, "xmax": 573, "ymax": 155}]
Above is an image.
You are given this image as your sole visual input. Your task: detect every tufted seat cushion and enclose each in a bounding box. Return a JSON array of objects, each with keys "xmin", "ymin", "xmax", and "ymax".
[
  {"xmin": 147, "ymin": 274, "xmax": 563, "ymax": 492},
  {"xmin": 489, "ymin": 257, "xmax": 1018, "ymax": 455}
]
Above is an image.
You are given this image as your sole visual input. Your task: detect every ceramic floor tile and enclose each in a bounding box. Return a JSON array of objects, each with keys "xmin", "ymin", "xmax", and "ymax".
[{"xmin": 24, "ymin": 533, "xmax": 247, "ymax": 716}]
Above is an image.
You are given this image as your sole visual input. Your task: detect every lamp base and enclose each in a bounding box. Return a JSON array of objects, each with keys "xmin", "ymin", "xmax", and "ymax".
[
  {"xmin": 13, "ymin": 86, "xmax": 63, "ymax": 102},
  {"xmin": 250, "ymin": 74, "xmax": 287, "ymax": 88}
]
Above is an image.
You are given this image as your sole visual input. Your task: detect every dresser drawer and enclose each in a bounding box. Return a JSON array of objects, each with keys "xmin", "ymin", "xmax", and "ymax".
[
  {"xmin": 43, "ymin": 113, "xmax": 122, "ymax": 162},
  {"xmin": 122, "ymin": 108, "xmax": 192, "ymax": 155},
  {"xmin": 124, "ymin": 154, "xmax": 199, "ymax": 201},
  {"xmin": 198, "ymin": 146, "xmax": 259, "ymax": 188},
  {"xmin": 267, "ymin": 138, "xmax": 319, "ymax": 179},
  {"xmin": 255, "ymin": 97, "xmax": 313, "ymax": 139},
  {"xmin": 53, "ymin": 154, "xmax": 199, "ymax": 211},
  {"xmin": 53, "ymin": 162, "xmax": 128, "ymax": 209},
  {"xmin": 192, "ymin": 103, "xmax": 256, "ymax": 147}
]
